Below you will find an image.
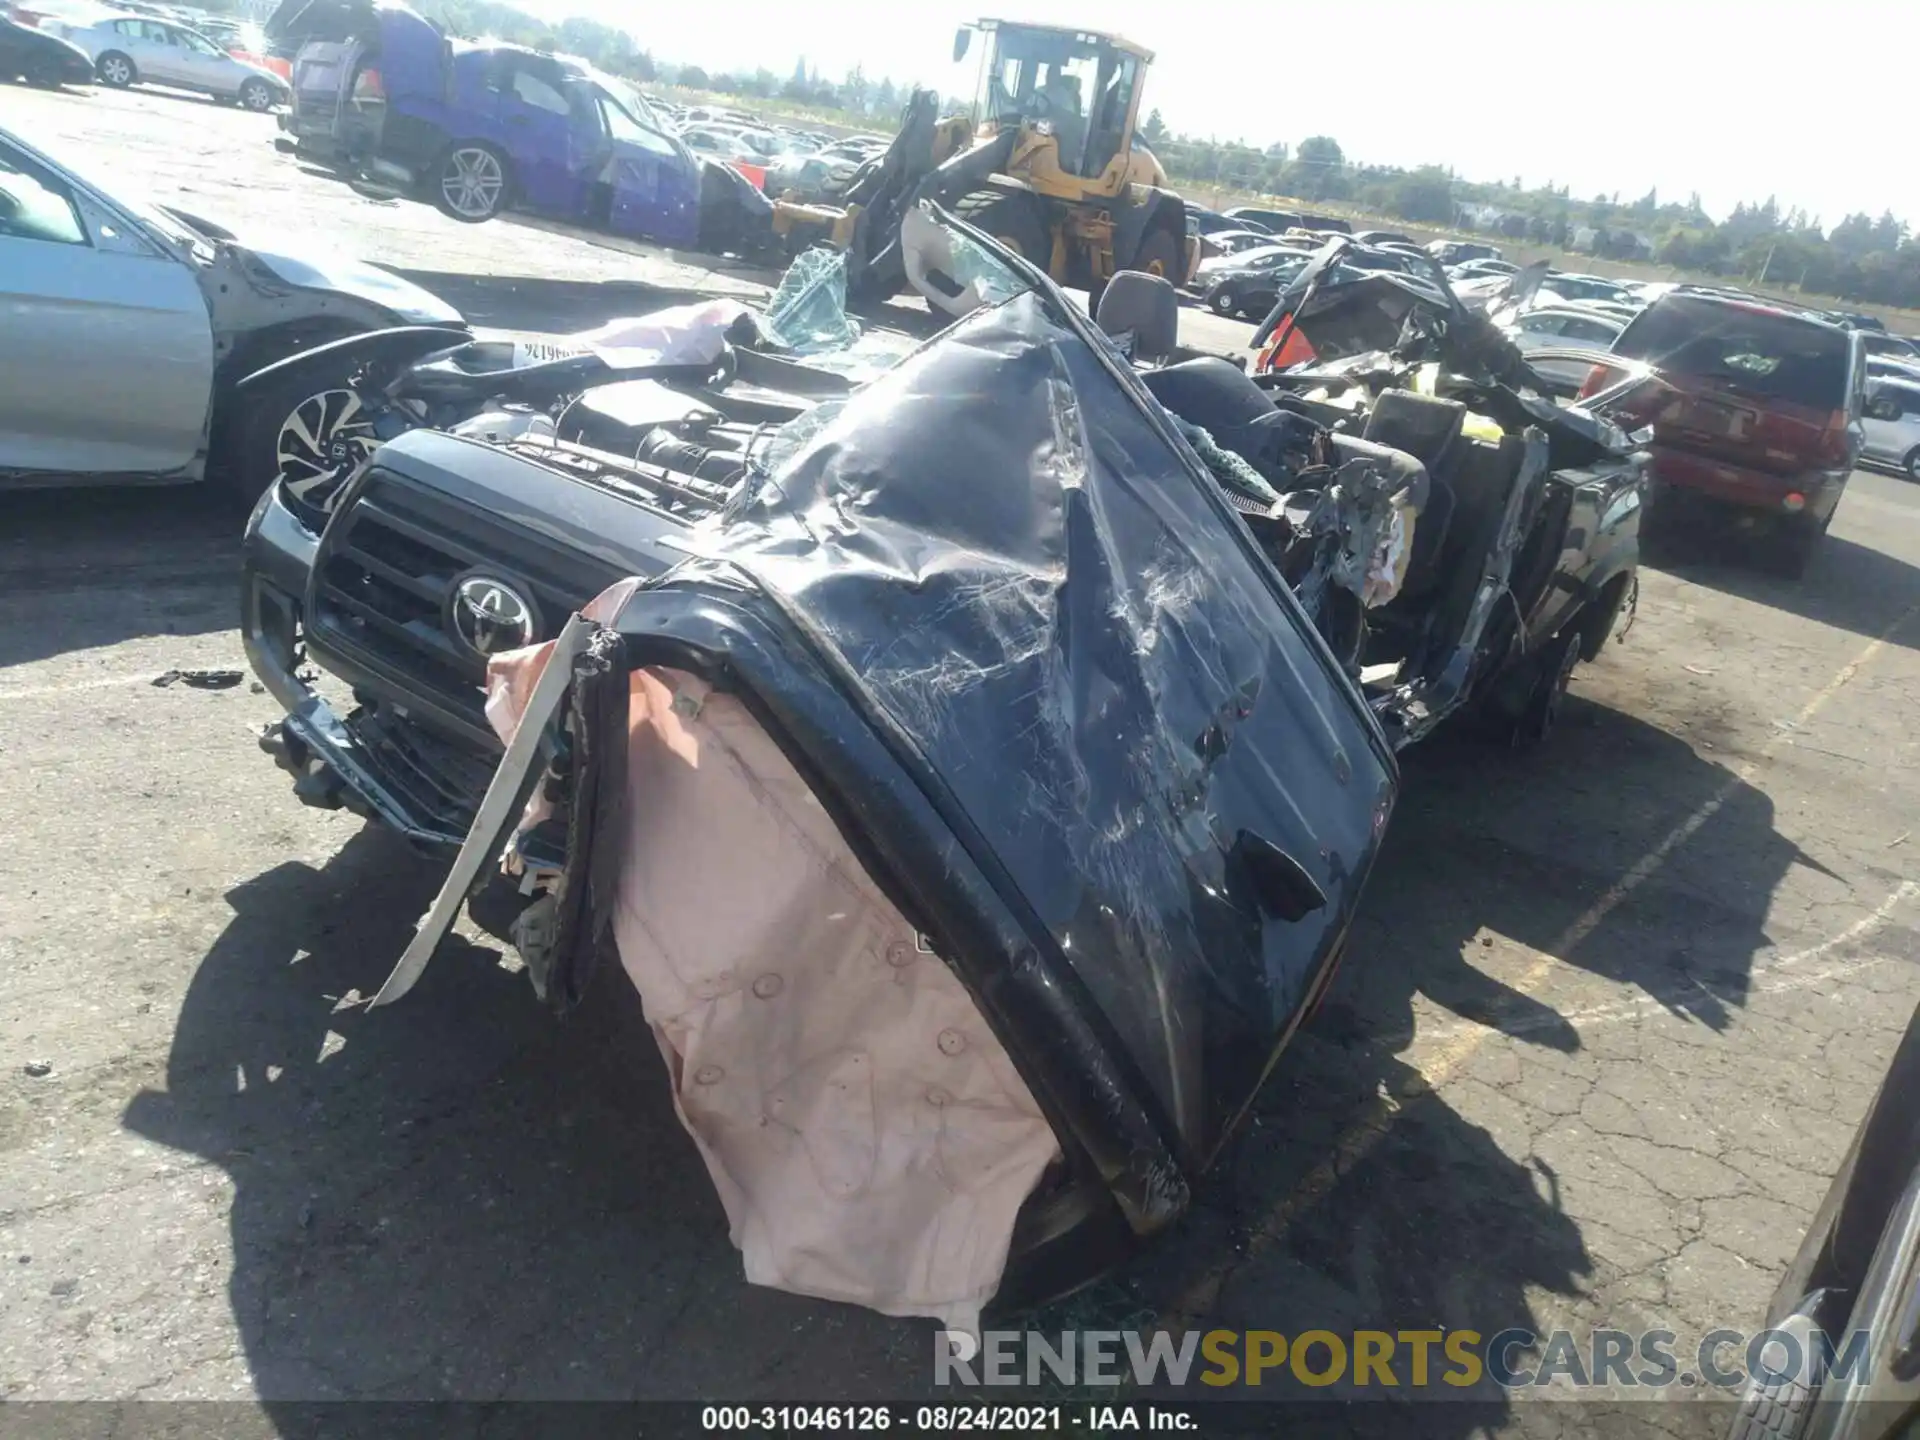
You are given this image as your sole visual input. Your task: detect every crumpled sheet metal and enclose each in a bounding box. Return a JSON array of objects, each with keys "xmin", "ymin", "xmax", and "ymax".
[
  {"xmin": 486, "ymin": 605, "xmax": 1059, "ymax": 1334},
  {"xmin": 703, "ymin": 292, "xmax": 1395, "ymax": 1162}
]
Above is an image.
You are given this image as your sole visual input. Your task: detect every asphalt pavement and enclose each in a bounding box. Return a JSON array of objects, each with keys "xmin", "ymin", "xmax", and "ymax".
[{"xmin": 3, "ymin": 82, "xmax": 1919, "ymax": 1434}]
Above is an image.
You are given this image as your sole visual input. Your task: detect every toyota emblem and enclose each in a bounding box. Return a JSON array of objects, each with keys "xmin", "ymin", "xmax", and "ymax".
[{"xmin": 448, "ymin": 572, "xmax": 539, "ymax": 659}]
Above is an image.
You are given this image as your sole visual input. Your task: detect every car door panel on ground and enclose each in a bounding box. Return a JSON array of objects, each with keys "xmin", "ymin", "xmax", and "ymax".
[{"xmin": 0, "ymin": 143, "xmax": 213, "ymax": 476}]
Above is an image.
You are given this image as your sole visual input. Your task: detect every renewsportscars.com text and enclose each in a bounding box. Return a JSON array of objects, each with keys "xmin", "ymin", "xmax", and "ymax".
[{"xmin": 935, "ymin": 1326, "xmax": 1869, "ymax": 1392}]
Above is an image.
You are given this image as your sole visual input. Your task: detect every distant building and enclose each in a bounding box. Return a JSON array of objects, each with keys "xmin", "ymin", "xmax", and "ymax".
[{"xmin": 1459, "ymin": 203, "xmax": 1514, "ymax": 230}]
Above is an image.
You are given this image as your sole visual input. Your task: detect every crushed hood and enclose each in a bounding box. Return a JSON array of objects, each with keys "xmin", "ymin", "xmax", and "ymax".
[{"xmin": 681, "ymin": 290, "xmax": 1399, "ymax": 1161}]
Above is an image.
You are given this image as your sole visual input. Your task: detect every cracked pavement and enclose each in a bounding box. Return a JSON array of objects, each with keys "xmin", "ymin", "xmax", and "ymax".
[{"xmin": 3, "ymin": 83, "xmax": 1920, "ymax": 1435}]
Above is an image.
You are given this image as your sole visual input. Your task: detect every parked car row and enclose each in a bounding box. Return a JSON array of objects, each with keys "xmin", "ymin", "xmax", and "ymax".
[{"xmin": 4, "ymin": 0, "xmax": 285, "ymax": 105}]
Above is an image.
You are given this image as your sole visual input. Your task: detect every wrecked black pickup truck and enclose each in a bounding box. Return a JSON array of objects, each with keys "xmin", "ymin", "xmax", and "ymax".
[{"xmin": 238, "ymin": 209, "xmax": 1639, "ymax": 1326}]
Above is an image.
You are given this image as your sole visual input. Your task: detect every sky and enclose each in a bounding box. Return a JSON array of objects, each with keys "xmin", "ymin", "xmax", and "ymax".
[{"xmin": 556, "ymin": 0, "xmax": 1918, "ymax": 230}]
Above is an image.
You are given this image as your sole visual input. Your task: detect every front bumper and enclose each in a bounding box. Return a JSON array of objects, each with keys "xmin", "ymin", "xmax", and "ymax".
[{"xmin": 242, "ymin": 482, "xmax": 496, "ymax": 848}]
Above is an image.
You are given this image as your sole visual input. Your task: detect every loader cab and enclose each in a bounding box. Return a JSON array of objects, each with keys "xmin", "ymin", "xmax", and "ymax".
[{"xmin": 956, "ymin": 20, "xmax": 1149, "ymax": 183}]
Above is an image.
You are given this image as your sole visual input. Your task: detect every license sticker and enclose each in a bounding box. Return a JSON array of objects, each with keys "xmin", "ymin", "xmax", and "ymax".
[{"xmin": 510, "ymin": 338, "xmax": 589, "ymax": 367}]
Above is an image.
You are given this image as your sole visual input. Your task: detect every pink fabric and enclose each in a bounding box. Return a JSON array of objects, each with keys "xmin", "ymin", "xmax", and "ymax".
[{"xmin": 485, "ymin": 598, "xmax": 1059, "ymax": 1332}]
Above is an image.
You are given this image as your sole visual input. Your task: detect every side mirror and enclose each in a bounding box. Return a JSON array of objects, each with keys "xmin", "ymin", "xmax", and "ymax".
[{"xmin": 952, "ymin": 27, "xmax": 971, "ymax": 62}]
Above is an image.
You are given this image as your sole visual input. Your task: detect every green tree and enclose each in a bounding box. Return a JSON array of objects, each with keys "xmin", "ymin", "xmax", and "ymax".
[
  {"xmin": 1282, "ymin": 135, "xmax": 1347, "ymax": 201},
  {"xmin": 680, "ymin": 63, "xmax": 710, "ymax": 89},
  {"xmin": 1387, "ymin": 167, "xmax": 1455, "ymax": 225},
  {"xmin": 841, "ymin": 64, "xmax": 869, "ymax": 115},
  {"xmin": 1140, "ymin": 108, "xmax": 1169, "ymax": 146}
]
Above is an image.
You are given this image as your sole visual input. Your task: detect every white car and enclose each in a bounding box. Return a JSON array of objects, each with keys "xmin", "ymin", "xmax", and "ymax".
[
  {"xmin": 1538, "ymin": 272, "xmax": 1634, "ymax": 307},
  {"xmin": 677, "ymin": 124, "xmax": 780, "ymax": 163},
  {"xmin": 49, "ymin": 11, "xmax": 286, "ymax": 108},
  {"xmin": 1863, "ymin": 377, "xmax": 1920, "ymax": 480},
  {"xmin": 1448, "ymin": 258, "xmax": 1520, "ymax": 281},
  {"xmin": 1505, "ymin": 306, "xmax": 1626, "ymax": 388}
]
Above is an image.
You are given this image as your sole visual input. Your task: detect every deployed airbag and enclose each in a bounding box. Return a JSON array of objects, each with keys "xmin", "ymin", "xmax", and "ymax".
[{"xmin": 485, "ymin": 632, "xmax": 1060, "ymax": 1333}]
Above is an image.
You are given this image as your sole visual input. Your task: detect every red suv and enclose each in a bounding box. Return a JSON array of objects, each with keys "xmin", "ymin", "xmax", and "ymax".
[{"xmin": 1580, "ymin": 291, "xmax": 1864, "ymax": 575}]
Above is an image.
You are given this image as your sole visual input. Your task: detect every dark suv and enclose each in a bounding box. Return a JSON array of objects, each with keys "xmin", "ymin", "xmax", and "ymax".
[{"xmin": 1584, "ymin": 292, "xmax": 1864, "ymax": 575}]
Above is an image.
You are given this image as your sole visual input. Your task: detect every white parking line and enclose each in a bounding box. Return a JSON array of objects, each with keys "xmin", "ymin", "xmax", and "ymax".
[
  {"xmin": 1419, "ymin": 879, "xmax": 1919, "ymax": 1047},
  {"xmin": 1160, "ymin": 598, "xmax": 1920, "ymax": 1329},
  {"xmin": 0, "ymin": 673, "xmax": 167, "ymax": 702}
]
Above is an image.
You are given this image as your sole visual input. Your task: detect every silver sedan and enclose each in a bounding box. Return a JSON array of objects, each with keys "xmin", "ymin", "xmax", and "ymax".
[
  {"xmin": 48, "ymin": 13, "xmax": 286, "ymax": 110},
  {"xmin": 1863, "ymin": 378, "xmax": 1920, "ymax": 480},
  {"xmin": 1505, "ymin": 306, "xmax": 1627, "ymax": 390},
  {"xmin": 0, "ymin": 125, "xmax": 463, "ymax": 498}
]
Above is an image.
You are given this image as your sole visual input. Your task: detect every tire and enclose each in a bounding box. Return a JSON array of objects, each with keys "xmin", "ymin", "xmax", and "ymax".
[
  {"xmin": 96, "ymin": 51, "xmax": 135, "ymax": 87},
  {"xmin": 1580, "ymin": 572, "xmax": 1637, "ymax": 661},
  {"xmin": 25, "ymin": 59, "xmax": 66, "ymax": 89},
  {"xmin": 432, "ymin": 142, "xmax": 511, "ymax": 223},
  {"xmin": 213, "ymin": 345, "xmax": 376, "ymax": 512},
  {"xmin": 1509, "ymin": 627, "xmax": 1581, "ymax": 750},
  {"xmin": 1773, "ymin": 515, "xmax": 1826, "ymax": 580},
  {"xmin": 1123, "ymin": 223, "xmax": 1183, "ymax": 285},
  {"xmin": 238, "ymin": 78, "xmax": 275, "ymax": 112},
  {"xmin": 1904, "ymin": 446, "xmax": 1920, "ymax": 482},
  {"xmin": 1209, "ymin": 286, "xmax": 1238, "ymax": 317},
  {"xmin": 953, "ymin": 189, "xmax": 1050, "ymax": 269}
]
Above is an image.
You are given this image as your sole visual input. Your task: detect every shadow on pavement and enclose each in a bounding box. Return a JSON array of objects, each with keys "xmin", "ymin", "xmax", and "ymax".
[
  {"xmin": 122, "ymin": 826, "xmax": 930, "ymax": 1410},
  {"xmin": 1355, "ymin": 691, "xmax": 1809, "ymax": 1048},
  {"xmin": 123, "ymin": 801, "xmax": 1646, "ymax": 1432},
  {"xmin": 1094, "ymin": 690, "xmax": 1804, "ymax": 1431},
  {"xmin": 1648, "ymin": 520, "xmax": 1920, "ymax": 653},
  {"xmin": 110, "ymin": 632, "xmax": 1805, "ymax": 1427},
  {"xmin": 0, "ymin": 485, "xmax": 240, "ymax": 669}
]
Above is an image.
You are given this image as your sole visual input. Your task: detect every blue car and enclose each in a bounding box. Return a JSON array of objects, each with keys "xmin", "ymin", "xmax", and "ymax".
[{"xmin": 269, "ymin": 1, "xmax": 759, "ymax": 250}]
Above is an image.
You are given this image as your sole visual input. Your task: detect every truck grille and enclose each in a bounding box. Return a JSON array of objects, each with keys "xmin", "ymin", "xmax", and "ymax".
[{"xmin": 309, "ymin": 470, "xmax": 625, "ymax": 723}]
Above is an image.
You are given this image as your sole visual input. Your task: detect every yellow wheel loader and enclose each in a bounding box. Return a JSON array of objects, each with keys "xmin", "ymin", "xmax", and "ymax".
[{"xmin": 769, "ymin": 20, "xmax": 1197, "ymax": 303}]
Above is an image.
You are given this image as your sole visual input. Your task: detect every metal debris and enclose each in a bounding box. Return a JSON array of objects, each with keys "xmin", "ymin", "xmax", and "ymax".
[{"xmin": 152, "ymin": 669, "xmax": 245, "ymax": 690}]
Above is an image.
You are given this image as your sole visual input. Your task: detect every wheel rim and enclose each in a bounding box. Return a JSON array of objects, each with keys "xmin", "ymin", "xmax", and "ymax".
[
  {"xmin": 276, "ymin": 389, "xmax": 376, "ymax": 505},
  {"xmin": 441, "ymin": 148, "xmax": 503, "ymax": 218},
  {"xmin": 243, "ymin": 82, "xmax": 272, "ymax": 110},
  {"xmin": 1907, "ymin": 451, "xmax": 1920, "ymax": 481},
  {"xmin": 103, "ymin": 57, "xmax": 130, "ymax": 83},
  {"xmin": 1145, "ymin": 257, "xmax": 1167, "ymax": 278},
  {"xmin": 1212, "ymin": 291, "xmax": 1232, "ymax": 314}
]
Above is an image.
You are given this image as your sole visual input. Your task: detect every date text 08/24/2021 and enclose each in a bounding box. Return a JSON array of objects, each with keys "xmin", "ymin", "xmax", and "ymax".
[{"xmin": 700, "ymin": 1405, "xmax": 1197, "ymax": 1432}]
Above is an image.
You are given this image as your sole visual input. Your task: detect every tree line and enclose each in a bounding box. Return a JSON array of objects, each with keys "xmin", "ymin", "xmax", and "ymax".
[{"xmin": 1144, "ymin": 121, "xmax": 1917, "ymax": 310}]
